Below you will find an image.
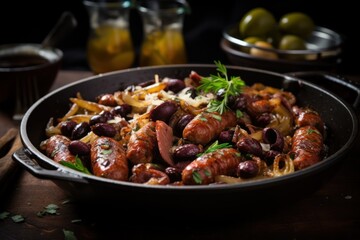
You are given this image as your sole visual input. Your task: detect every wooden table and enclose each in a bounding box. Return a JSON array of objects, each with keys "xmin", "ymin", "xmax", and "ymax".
[{"xmin": 0, "ymin": 70, "xmax": 359, "ymax": 240}]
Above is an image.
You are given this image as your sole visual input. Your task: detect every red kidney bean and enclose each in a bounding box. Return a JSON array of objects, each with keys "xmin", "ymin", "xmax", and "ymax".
[
  {"xmin": 110, "ymin": 104, "xmax": 132, "ymax": 118},
  {"xmin": 91, "ymin": 123, "xmax": 117, "ymax": 137},
  {"xmin": 89, "ymin": 114, "xmax": 107, "ymax": 126},
  {"xmin": 175, "ymin": 114, "xmax": 194, "ymax": 136},
  {"xmin": 165, "ymin": 166, "xmax": 182, "ymax": 182},
  {"xmin": 237, "ymin": 160, "xmax": 259, "ymax": 178},
  {"xmin": 218, "ymin": 130, "xmax": 235, "ymax": 143},
  {"xmin": 256, "ymin": 113, "xmax": 271, "ymax": 127},
  {"xmin": 231, "ymin": 94, "xmax": 248, "ymax": 111},
  {"xmin": 236, "ymin": 137, "xmax": 262, "ymax": 157},
  {"xmin": 99, "ymin": 110, "xmax": 115, "ymax": 121},
  {"xmin": 165, "ymin": 79, "xmax": 186, "ymax": 93},
  {"xmin": 68, "ymin": 140, "xmax": 91, "ymax": 156},
  {"xmin": 60, "ymin": 120, "xmax": 77, "ymax": 138},
  {"xmin": 149, "ymin": 101, "xmax": 178, "ymax": 123},
  {"xmin": 173, "ymin": 144, "xmax": 201, "ymax": 162},
  {"xmin": 216, "ymin": 88, "xmax": 226, "ymax": 100},
  {"xmin": 71, "ymin": 122, "xmax": 91, "ymax": 140}
]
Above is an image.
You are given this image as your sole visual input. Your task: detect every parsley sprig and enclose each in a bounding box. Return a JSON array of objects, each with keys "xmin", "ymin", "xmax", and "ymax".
[
  {"xmin": 59, "ymin": 156, "xmax": 91, "ymax": 175},
  {"xmin": 197, "ymin": 61, "xmax": 245, "ymax": 114}
]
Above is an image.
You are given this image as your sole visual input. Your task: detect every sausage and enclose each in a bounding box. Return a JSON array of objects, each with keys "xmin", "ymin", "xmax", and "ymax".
[
  {"xmin": 291, "ymin": 125, "xmax": 323, "ymax": 170},
  {"xmin": 182, "ymin": 148, "xmax": 242, "ymax": 185},
  {"xmin": 183, "ymin": 110, "xmax": 237, "ymax": 146},
  {"xmin": 129, "ymin": 163, "xmax": 170, "ymax": 185},
  {"xmin": 91, "ymin": 136, "xmax": 128, "ymax": 181},
  {"xmin": 40, "ymin": 135, "xmax": 76, "ymax": 163},
  {"xmin": 294, "ymin": 107, "xmax": 325, "ymax": 134},
  {"xmin": 126, "ymin": 121, "xmax": 157, "ymax": 164},
  {"xmin": 155, "ymin": 120, "xmax": 175, "ymax": 166}
]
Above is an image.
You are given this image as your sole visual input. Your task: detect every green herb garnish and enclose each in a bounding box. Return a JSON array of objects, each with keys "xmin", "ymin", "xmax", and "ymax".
[
  {"xmin": 197, "ymin": 60, "xmax": 245, "ymax": 114},
  {"xmin": 192, "ymin": 170, "xmax": 203, "ymax": 184},
  {"xmin": 63, "ymin": 229, "xmax": 77, "ymax": 240},
  {"xmin": 59, "ymin": 156, "xmax": 91, "ymax": 175},
  {"xmin": 37, "ymin": 204, "xmax": 60, "ymax": 217},
  {"xmin": 197, "ymin": 140, "xmax": 232, "ymax": 157},
  {"xmin": 11, "ymin": 214, "xmax": 25, "ymax": 223}
]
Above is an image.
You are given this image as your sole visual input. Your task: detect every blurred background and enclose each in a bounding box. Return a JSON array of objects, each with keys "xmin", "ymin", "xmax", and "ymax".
[{"xmin": 0, "ymin": 0, "xmax": 356, "ymax": 74}]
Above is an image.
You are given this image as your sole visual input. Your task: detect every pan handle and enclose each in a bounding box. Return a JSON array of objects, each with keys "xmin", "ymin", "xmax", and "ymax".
[
  {"xmin": 286, "ymin": 71, "xmax": 360, "ymax": 109},
  {"xmin": 12, "ymin": 147, "xmax": 89, "ymax": 184}
]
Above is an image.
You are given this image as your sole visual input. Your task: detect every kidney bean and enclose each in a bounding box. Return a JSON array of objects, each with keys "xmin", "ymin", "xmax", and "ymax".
[
  {"xmin": 89, "ymin": 114, "xmax": 107, "ymax": 126},
  {"xmin": 149, "ymin": 101, "xmax": 178, "ymax": 123},
  {"xmin": 216, "ymin": 88, "xmax": 226, "ymax": 100},
  {"xmin": 60, "ymin": 120, "xmax": 77, "ymax": 138},
  {"xmin": 165, "ymin": 79, "xmax": 186, "ymax": 93},
  {"xmin": 175, "ymin": 114, "xmax": 194, "ymax": 136},
  {"xmin": 237, "ymin": 160, "xmax": 259, "ymax": 178},
  {"xmin": 262, "ymin": 127, "xmax": 284, "ymax": 151},
  {"xmin": 231, "ymin": 94, "xmax": 248, "ymax": 111},
  {"xmin": 263, "ymin": 149, "xmax": 281, "ymax": 165},
  {"xmin": 186, "ymin": 88, "xmax": 197, "ymax": 99},
  {"xmin": 71, "ymin": 122, "xmax": 91, "ymax": 140},
  {"xmin": 218, "ymin": 130, "xmax": 235, "ymax": 143},
  {"xmin": 68, "ymin": 140, "xmax": 91, "ymax": 156},
  {"xmin": 100, "ymin": 110, "xmax": 115, "ymax": 121},
  {"xmin": 91, "ymin": 123, "xmax": 117, "ymax": 137},
  {"xmin": 256, "ymin": 113, "xmax": 271, "ymax": 127},
  {"xmin": 165, "ymin": 166, "xmax": 182, "ymax": 182},
  {"xmin": 236, "ymin": 137, "xmax": 262, "ymax": 157},
  {"xmin": 173, "ymin": 144, "xmax": 201, "ymax": 162},
  {"xmin": 111, "ymin": 104, "xmax": 132, "ymax": 118}
]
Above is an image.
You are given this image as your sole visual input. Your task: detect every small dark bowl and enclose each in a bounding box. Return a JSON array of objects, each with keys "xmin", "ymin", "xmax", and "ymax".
[
  {"xmin": 0, "ymin": 43, "xmax": 63, "ymax": 118},
  {"xmin": 221, "ymin": 24, "xmax": 344, "ymax": 73}
]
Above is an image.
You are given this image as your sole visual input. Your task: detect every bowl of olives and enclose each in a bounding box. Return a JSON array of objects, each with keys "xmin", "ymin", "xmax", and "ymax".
[{"xmin": 221, "ymin": 8, "xmax": 344, "ymax": 73}]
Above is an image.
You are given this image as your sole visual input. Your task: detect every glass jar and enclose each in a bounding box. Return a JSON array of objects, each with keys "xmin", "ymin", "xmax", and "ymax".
[
  {"xmin": 83, "ymin": 0, "xmax": 135, "ymax": 74},
  {"xmin": 137, "ymin": 0, "xmax": 190, "ymax": 66}
]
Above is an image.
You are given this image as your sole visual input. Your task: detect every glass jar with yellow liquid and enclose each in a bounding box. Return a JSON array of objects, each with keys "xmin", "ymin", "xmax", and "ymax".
[
  {"xmin": 83, "ymin": 0, "xmax": 135, "ymax": 74},
  {"xmin": 137, "ymin": 0, "xmax": 190, "ymax": 66}
]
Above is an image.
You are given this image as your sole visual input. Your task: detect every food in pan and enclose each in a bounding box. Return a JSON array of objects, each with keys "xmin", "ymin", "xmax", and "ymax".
[{"xmin": 40, "ymin": 61, "xmax": 327, "ymax": 185}]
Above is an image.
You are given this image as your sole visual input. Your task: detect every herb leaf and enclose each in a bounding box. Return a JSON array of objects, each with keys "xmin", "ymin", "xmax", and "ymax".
[
  {"xmin": 197, "ymin": 140, "xmax": 232, "ymax": 157},
  {"xmin": 59, "ymin": 156, "xmax": 92, "ymax": 175},
  {"xmin": 197, "ymin": 60, "xmax": 245, "ymax": 114}
]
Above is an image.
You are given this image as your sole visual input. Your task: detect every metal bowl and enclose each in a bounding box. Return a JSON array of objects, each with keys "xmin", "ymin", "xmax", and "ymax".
[{"xmin": 221, "ymin": 24, "xmax": 344, "ymax": 73}]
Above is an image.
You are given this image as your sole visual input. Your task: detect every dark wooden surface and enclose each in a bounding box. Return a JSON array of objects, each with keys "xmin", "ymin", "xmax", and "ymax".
[{"xmin": 0, "ymin": 70, "xmax": 359, "ymax": 240}]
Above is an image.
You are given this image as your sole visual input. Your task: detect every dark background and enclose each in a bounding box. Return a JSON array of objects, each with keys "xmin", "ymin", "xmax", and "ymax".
[{"xmin": 0, "ymin": 0, "xmax": 357, "ymax": 74}]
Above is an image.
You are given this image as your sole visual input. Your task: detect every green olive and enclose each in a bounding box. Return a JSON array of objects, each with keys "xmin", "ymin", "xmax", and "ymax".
[
  {"xmin": 278, "ymin": 34, "xmax": 306, "ymax": 50},
  {"xmin": 279, "ymin": 12, "xmax": 315, "ymax": 39},
  {"xmin": 239, "ymin": 8, "xmax": 277, "ymax": 39},
  {"xmin": 278, "ymin": 34, "xmax": 307, "ymax": 60}
]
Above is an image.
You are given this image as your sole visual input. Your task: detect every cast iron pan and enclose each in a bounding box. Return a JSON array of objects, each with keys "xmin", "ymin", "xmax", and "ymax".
[{"xmin": 13, "ymin": 64, "xmax": 359, "ymax": 215}]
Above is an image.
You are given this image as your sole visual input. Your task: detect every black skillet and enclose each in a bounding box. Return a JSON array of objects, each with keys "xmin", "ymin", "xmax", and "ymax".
[{"xmin": 12, "ymin": 64, "xmax": 359, "ymax": 215}]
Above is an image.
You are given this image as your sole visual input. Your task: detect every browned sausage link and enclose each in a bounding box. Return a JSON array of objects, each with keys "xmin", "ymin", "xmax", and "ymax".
[
  {"xmin": 183, "ymin": 111, "xmax": 237, "ymax": 145},
  {"xmin": 291, "ymin": 125, "xmax": 323, "ymax": 170},
  {"xmin": 91, "ymin": 137, "xmax": 129, "ymax": 181},
  {"xmin": 40, "ymin": 135, "xmax": 76, "ymax": 163},
  {"xmin": 294, "ymin": 107, "xmax": 325, "ymax": 134},
  {"xmin": 182, "ymin": 148, "xmax": 242, "ymax": 185},
  {"xmin": 126, "ymin": 121, "xmax": 156, "ymax": 164},
  {"xmin": 129, "ymin": 163, "xmax": 170, "ymax": 185}
]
